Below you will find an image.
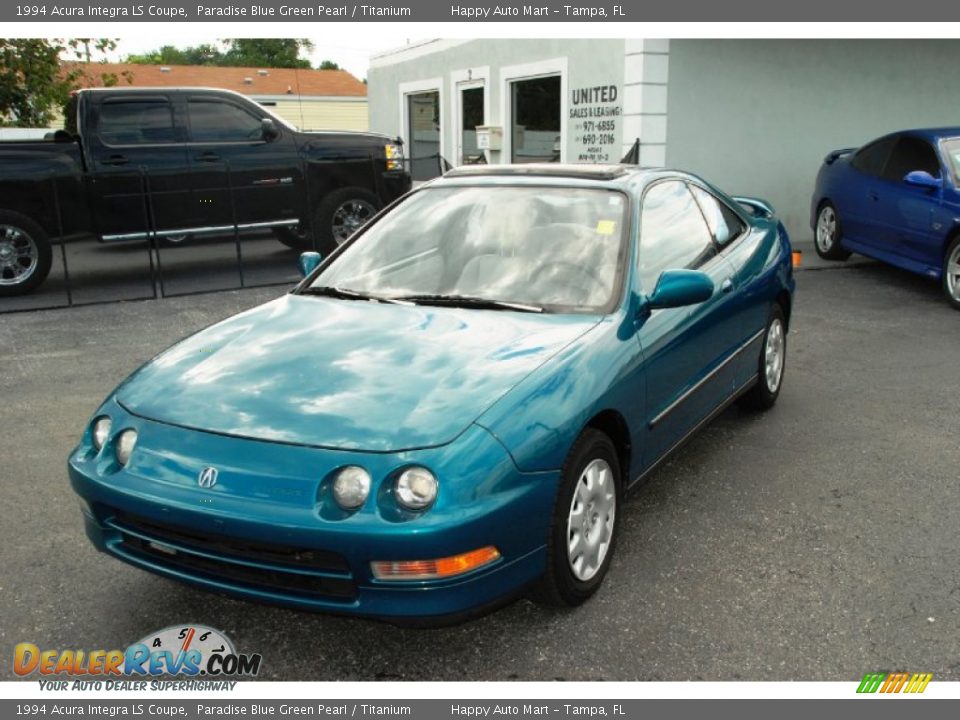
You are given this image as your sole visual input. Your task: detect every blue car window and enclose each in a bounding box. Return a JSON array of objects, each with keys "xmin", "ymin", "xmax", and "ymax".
[
  {"xmin": 638, "ymin": 180, "xmax": 716, "ymax": 293},
  {"xmin": 689, "ymin": 186, "xmax": 745, "ymax": 247},
  {"xmin": 851, "ymin": 136, "xmax": 897, "ymax": 177},
  {"xmin": 881, "ymin": 136, "xmax": 940, "ymax": 182}
]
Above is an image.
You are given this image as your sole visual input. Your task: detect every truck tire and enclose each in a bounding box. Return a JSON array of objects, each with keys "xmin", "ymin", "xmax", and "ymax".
[
  {"xmin": 273, "ymin": 188, "xmax": 381, "ymax": 254},
  {"xmin": 318, "ymin": 187, "xmax": 380, "ymax": 253},
  {"xmin": 0, "ymin": 210, "xmax": 53, "ymax": 297}
]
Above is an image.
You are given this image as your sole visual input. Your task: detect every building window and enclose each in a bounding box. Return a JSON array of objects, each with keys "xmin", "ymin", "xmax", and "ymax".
[
  {"xmin": 407, "ymin": 90, "xmax": 441, "ymax": 181},
  {"xmin": 460, "ymin": 86, "xmax": 484, "ymax": 164},
  {"xmin": 510, "ymin": 75, "xmax": 561, "ymax": 163}
]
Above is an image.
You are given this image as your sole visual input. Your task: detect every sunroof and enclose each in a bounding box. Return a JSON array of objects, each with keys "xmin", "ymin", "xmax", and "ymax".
[{"xmin": 444, "ymin": 163, "xmax": 633, "ymax": 181}]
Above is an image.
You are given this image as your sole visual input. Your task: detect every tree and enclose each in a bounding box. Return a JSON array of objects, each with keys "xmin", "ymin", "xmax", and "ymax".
[
  {"xmin": 126, "ymin": 39, "xmax": 316, "ymax": 70},
  {"xmin": 0, "ymin": 38, "xmax": 124, "ymax": 127},
  {"xmin": 318, "ymin": 60, "xmax": 341, "ymax": 71},
  {"xmin": 125, "ymin": 44, "xmax": 223, "ymax": 66},
  {"xmin": 223, "ymin": 39, "xmax": 314, "ymax": 69}
]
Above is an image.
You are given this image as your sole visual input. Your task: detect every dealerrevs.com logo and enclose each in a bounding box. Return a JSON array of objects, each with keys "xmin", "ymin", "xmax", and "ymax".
[
  {"xmin": 14, "ymin": 625, "xmax": 262, "ymax": 681},
  {"xmin": 857, "ymin": 672, "xmax": 933, "ymax": 694}
]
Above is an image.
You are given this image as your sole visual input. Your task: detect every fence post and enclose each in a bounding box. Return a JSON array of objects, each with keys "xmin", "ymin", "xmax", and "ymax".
[
  {"xmin": 50, "ymin": 171, "xmax": 73, "ymax": 307},
  {"xmin": 225, "ymin": 159, "xmax": 246, "ymax": 288}
]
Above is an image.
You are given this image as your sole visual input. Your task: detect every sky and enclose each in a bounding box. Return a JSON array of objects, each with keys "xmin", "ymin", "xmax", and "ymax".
[{"xmin": 94, "ymin": 36, "xmax": 415, "ymax": 80}]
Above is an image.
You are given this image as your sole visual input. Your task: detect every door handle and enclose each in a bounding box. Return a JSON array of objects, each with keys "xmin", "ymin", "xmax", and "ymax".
[
  {"xmin": 720, "ymin": 278, "xmax": 735, "ymax": 293},
  {"xmin": 102, "ymin": 155, "xmax": 128, "ymax": 166},
  {"xmin": 196, "ymin": 152, "xmax": 220, "ymax": 162},
  {"xmin": 868, "ymin": 191, "xmax": 879, "ymax": 201}
]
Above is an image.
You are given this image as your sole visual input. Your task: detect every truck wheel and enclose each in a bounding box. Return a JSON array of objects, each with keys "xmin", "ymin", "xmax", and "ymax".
[
  {"xmin": 0, "ymin": 210, "xmax": 52, "ymax": 297},
  {"xmin": 314, "ymin": 188, "xmax": 381, "ymax": 255}
]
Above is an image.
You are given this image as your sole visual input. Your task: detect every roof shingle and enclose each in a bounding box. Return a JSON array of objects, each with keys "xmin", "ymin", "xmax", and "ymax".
[{"xmin": 64, "ymin": 62, "xmax": 367, "ymax": 98}]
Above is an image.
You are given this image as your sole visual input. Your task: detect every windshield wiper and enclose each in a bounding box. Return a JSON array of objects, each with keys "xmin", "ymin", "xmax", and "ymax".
[
  {"xmin": 300, "ymin": 286, "xmax": 411, "ymax": 305},
  {"xmin": 394, "ymin": 294, "xmax": 544, "ymax": 313}
]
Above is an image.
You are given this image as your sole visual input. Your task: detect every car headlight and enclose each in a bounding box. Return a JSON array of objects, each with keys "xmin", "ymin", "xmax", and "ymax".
[
  {"xmin": 92, "ymin": 416, "xmax": 112, "ymax": 452},
  {"xmin": 332, "ymin": 466, "xmax": 371, "ymax": 509},
  {"xmin": 384, "ymin": 143, "xmax": 403, "ymax": 170},
  {"xmin": 115, "ymin": 429, "xmax": 138, "ymax": 466},
  {"xmin": 396, "ymin": 467, "xmax": 437, "ymax": 510}
]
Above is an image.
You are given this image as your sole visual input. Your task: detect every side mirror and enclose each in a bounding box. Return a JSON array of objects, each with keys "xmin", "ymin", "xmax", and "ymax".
[
  {"xmin": 903, "ymin": 170, "xmax": 941, "ymax": 190},
  {"xmin": 261, "ymin": 118, "xmax": 280, "ymax": 142},
  {"xmin": 645, "ymin": 269, "xmax": 714, "ymax": 310},
  {"xmin": 298, "ymin": 251, "xmax": 322, "ymax": 278}
]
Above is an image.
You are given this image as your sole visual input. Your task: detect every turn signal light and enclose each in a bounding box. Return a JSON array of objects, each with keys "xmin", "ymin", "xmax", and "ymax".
[
  {"xmin": 371, "ymin": 546, "xmax": 501, "ymax": 581},
  {"xmin": 384, "ymin": 143, "xmax": 403, "ymax": 170}
]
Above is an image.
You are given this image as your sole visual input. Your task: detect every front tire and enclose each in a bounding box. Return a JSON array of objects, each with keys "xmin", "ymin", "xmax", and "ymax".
[
  {"xmin": 814, "ymin": 201, "xmax": 852, "ymax": 261},
  {"xmin": 942, "ymin": 235, "xmax": 960, "ymax": 310},
  {"xmin": 0, "ymin": 210, "xmax": 52, "ymax": 297},
  {"xmin": 739, "ymin": 305, "xmax": 787, "ymax": 411},
  {"xmin": 535, "ymin": 429, "xmax": 621, "ymax": 607},
  {"xmin": 274, "ymin": 189, "xmax": 381, "ymax": 254}
]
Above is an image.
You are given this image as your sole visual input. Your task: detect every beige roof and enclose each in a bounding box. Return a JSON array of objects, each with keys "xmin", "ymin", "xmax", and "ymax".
[{"xmin": 64, "ymin": 62, "xmax": 367, "ymax": 98}]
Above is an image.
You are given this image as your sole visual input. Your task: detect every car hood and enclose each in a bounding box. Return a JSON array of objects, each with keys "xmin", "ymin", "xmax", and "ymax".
[{"xmin": 117, "ymin": 295, "xmax": 600, "ymax": 452}]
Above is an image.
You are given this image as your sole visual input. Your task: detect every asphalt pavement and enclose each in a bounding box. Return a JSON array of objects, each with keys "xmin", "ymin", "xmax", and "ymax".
[{"xmin": 1, "ymin": 247, "xmax": 958, "ymax": 681}]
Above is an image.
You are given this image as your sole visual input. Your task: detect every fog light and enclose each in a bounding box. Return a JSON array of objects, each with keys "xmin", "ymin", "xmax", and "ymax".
[
  {"xmin": 92, "ymin": 416, "xmax": 111, "ymax": 452},
  {"xmin": 115, "ymin": 429, "xmax": 138, "ymax": 466},
  {"xmin": 395, "ymin": 466, "xmax": 437, "ymax": 509},
  {"xmin": 371, "ymin": 546, "xmax": 501, "ymax": 581},
  {"xmin": 332, "ymin": 466, "xmax": 371, "ymax": 509}
]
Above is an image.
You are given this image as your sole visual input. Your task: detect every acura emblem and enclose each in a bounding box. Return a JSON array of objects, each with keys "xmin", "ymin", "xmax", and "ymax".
[{"xmin": 198, "ymin": 466, "xmax": 219, "ymax": 489}]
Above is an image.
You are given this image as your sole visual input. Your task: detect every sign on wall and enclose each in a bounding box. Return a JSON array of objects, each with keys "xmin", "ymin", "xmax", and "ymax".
[{"xmin": 570, "ymin": 85, "xmax": 622, "ymax": 163}]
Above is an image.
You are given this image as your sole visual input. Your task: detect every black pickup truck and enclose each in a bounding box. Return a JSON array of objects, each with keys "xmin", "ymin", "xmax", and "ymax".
[{"xmin": 0, "ymin": 87, "xmax": 410, "ymax": 296}]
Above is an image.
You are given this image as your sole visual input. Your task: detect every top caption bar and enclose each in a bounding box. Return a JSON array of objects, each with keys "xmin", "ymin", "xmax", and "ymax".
[{"xmin": 4, "ymin": 0, "xmax": 959, "ymax": 22}]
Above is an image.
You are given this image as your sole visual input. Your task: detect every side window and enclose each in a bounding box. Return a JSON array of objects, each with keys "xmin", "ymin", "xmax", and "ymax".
[
  {"xmin": 851, "ymin": 136, "xmax": 896, "ymax": 177},
  {"xmin": 881, "ymin": 136, "xmax": 940, "ymax": 182},
  {"xmin": 638, "ymin": 180, "xmax": 716, "ymax": 293},
  {"xmin": 99, "ymin": 100, "xmax": 176, "ymax": 145},
  {"xmin": 188, "ymin": 100, "xmax": 264, "ymax": 143},
  {"xmin": 690, "ymin": 186, "xmax": 746, "ymax": 247}
]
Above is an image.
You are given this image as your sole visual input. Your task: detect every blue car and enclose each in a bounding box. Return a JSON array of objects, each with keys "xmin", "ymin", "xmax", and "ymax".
[
  {"xmin": 69, "ymin": 164, "xmax": 794, "ymax": 621},
  {"xmin": 812, "ymin": 127, "xmax": 960, "ymax": 309}
]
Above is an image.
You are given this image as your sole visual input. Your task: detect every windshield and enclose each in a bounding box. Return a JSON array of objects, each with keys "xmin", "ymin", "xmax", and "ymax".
[
  {"xmin": 304, "ymin": 186, "xmax": 628, "ymax": 313},
  {"xmin": 942, "ymin": 138, "xmax": 960, "ymax": 183}
]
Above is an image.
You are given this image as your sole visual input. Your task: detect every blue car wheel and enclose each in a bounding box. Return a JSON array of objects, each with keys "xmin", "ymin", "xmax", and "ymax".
[
  {"xmin": 536, "ymin": 429, "xmax": 621, "ymax": 606},
  {"xmin": 943, "ymin": 236, "xmax": 960, "ymax": 310},
  {"xmin": 815, "ymin": 202, "xmax": 852, "ymax": 261}
]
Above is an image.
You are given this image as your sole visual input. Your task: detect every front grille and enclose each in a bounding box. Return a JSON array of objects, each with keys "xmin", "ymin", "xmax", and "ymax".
[{"xmin": 107, "ymin": 511, "xmax": 356, "ymax": 602}]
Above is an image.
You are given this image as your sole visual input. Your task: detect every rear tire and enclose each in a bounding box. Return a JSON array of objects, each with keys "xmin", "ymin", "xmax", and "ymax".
[
  {"xmin": 942, "ymin": 235, "xmax": 960, "ymax": 310},
  {"xmin": 0, "ymin": 210, "xmax": 52, "ymax": 297},
  {"xmin": 535, "ymin": 429, "xmax": 621, "ymax": 607},
  {"xmin": 739, "ymin": 305, "xmax": 787, "ymax": 411},
  {"xmin": 814, "ymin": 201, "xmax": 852, "ymax": 261}
]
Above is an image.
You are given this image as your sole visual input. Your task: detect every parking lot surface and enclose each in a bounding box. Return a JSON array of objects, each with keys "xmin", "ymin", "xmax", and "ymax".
[{"xmin": 1, "ymin": 251, "xmax": 958, "ymax": 681}]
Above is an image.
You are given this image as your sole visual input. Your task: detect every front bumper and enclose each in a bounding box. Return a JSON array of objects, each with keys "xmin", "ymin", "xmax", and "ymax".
[{"xmin": 68, "ymin": 402, "xmax": 558, "ymax": 620}]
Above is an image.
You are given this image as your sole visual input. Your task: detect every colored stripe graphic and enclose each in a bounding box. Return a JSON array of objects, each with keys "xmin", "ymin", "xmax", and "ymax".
[{"xmin": 857, "ymin": 672, "xmax": 931, "ymax": 694}]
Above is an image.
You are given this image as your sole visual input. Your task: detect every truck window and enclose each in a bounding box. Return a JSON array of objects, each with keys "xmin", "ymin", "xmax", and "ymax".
[
  {"xmin": 99, "ymin": 100, "xmax": 176, "ymax": 145},
  {"xmin": 188, "ymin": 99, "xmax": 263, "ymax": 143}
]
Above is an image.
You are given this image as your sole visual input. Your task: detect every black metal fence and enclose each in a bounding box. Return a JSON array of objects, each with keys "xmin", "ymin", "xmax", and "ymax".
[{"xmin": 0, "ymin": 153, "xmax": 459, "ymax": 315}]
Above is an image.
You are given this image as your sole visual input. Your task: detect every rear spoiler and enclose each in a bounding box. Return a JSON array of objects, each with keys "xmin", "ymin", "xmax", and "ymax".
[
  {"xmin": 824, "ymin": 147, "xmax": 855, "ymax": 165},
  {"xmin": 732, "ymin": 196, "xmax": 775, "ymax": 219}
]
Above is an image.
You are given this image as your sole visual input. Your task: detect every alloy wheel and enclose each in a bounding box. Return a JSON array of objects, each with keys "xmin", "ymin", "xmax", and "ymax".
[
  {"xmin": 331, "ymin": 199, "xmax": 377, "ymax": 245},
  {"xmin": 816, "ymin": 206, "xmax": 837, "ymax": 253},
  {"xmin": 946, "ymin": 243, "xmax": 960, "ymax": 302},
  {"xmin": 0, "ymin": 224, "xmax": 39, "ymax": 287}
]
